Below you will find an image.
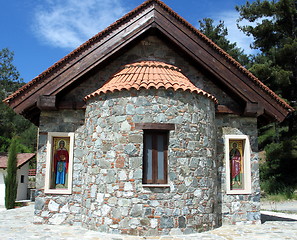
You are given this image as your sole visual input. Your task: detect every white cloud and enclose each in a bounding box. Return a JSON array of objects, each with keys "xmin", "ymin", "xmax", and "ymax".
[
  {"xmin": 211, "ymin": 10, "xmax": 257, "ymax": 55},
  {"xmin": 33, "ymin": 0, "xmax": 126, "ymax": 49},
  {"xmin": 33, "ymin": 2, "xmax": 259, "ymax": 55}
]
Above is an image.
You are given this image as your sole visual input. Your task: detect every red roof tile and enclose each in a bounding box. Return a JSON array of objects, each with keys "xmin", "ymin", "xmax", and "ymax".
[
  {"xmin": 84, "ymin": 61, "xmax": 218, "ymax": 103},
  {"xmin": 0, "ymin": 153, "xmax": 35, "ymax": 169}
]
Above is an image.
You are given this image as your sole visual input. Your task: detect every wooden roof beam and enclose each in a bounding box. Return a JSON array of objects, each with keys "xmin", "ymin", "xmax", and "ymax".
[{"xmin": 244, "ymin": 102, "xmax": 264, "ymax": 117}]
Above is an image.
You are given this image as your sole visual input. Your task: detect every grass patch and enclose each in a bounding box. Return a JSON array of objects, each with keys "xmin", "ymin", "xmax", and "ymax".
[{"xmin": 262, "ymin": 193, "xmax": 297, "ymax": 202}]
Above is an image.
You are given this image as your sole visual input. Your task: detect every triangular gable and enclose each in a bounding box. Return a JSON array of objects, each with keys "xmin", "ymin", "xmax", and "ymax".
[{"xmin": 3, "ymin": 0, "xmax": 293, "ymax": 124}]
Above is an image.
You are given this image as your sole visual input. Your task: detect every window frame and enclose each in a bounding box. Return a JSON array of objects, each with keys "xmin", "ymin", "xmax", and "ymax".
[
  {"xmin": 135, "ymin": 123, "xmax": 174, "ymax": 186},
  {"xmin": 225, "ymin": 134, "xmax": 252, "ymax": 194},
  {"xmin": 142, "ymin": 130, "xmax": 169, "ymax": 184},
  {"xmin": 44, "ymin": 132, "xmax": 74, "ymax": 194}
]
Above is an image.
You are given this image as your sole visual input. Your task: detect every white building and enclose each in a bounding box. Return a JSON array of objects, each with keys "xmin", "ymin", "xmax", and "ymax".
[{"xmin": 0, "ymin": 153, "xmax": 35, "ymax": 206}]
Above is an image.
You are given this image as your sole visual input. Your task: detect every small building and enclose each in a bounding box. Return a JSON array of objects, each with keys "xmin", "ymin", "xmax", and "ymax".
[
  {"xmin": 0, "ymin": 153, "xmax": 35, "ymax": 206},
  {"xmin": 4, "ymin": 0, "xmax": 293, "ymax": 236}
]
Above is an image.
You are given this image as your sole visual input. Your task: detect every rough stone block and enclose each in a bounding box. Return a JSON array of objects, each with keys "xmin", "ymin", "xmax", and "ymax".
[
  {"xmin": 160, "ymin": 216, "xmax": 174, "ymax": 228},
  {"xmin": 35, "ymin": 197, "xmax": 45, "ymax": 210},
  {"xmin": 48, "ymin": 200, "xmax": 60, "ymax": 212},
  {"xmin": 48, "ymin": 213, "xmax": 67, "ymax": 225},
  {"xmin": 124, "ymin": 143, "xmax": 137, "ymax": 156}
]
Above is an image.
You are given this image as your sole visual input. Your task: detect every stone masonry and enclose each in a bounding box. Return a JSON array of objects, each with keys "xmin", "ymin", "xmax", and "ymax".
[
  {"xmin": 34, "ymin": 35, "xmax": 260, "ymax": 235},
  {"xmin": 216, "ymin": 115, "xmax": 261, "ymax": 225},
  {"xmin": 81, "ymin": 89, "xmax": 217, "ymax": 235}
]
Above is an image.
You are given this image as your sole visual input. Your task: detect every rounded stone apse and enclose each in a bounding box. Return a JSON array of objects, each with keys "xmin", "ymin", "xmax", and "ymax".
[{"xmin": 81, "ymin": 86, "xmax": 218, "ymax": 235}]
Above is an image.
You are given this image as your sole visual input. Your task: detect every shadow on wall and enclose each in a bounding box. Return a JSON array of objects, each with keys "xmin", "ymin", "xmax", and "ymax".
[{"xmin": 261, "ymin": 213, "xmax": 297, "ymax": 223}]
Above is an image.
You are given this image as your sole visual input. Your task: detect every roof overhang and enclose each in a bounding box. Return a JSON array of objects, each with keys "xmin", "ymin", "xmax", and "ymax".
[{"xmin": 3, "ymin": 0, "xmax": 293, "ymax": 124}]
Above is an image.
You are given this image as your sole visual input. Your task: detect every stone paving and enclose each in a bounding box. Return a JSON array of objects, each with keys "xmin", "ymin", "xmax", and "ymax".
[
  {"xmin": 1, "ymin": 204, "xmax": 297, "ymax": 239},
  {"xmin": 261, "ymin": 200, "xmax": 297, "ymax": 213}
]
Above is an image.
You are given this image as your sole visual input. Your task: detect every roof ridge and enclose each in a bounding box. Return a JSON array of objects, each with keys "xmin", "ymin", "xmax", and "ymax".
[
  {"xmin": 151, "ymin": 1, "xmax": 293, "ymax": 111},
  {"xmin": 3, "ymin": 0, "xmax": 293, "ymax": 112},
  {"xmin": 3, "ymin": 0, "xmax": 159, "ymax": 103}
]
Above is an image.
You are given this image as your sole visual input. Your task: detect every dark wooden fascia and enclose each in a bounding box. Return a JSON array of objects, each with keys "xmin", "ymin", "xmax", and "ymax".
[
  {"xmin": 21, "ymin": 105, "xmax": 40, "ymax": 126},
  {"xmin": 9, "ymin": 4, "xmax": 157, "ymax": 115},
  {"xmin": 37, "ymin": 95, "xmax": 57, "ymax": 110},
  {"xmin": 243, "ymin": 102, "xmax": 265, "ymax": 117},
  {"xmin": 216, "ymin": 105, "xmax": 242, "ymax": 115},
  {"xmin": 152, "ymin": 6, "xmax": 289, "ymax": 121},
  {"xmin": 9, "ymin": 3, "xmax": 289, "ymax": 122},
  {"xmin": 57, "ymin": 101, "xmax": 86, "ymax": 110}
]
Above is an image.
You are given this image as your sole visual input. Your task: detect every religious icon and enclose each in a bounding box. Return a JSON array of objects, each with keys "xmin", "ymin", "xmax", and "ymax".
[
  {"xmin": 51, "ymin": 137, "xmax": 70, "ymax": 189},
  {"xmin": 229, "ymin": 140, "xmax": 244, "ymax": 190}
]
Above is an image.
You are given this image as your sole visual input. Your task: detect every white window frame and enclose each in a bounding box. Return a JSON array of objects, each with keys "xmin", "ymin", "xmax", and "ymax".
[
  {"xmin": 225, "ymin": 135, "xmax": 252, "ymax": 194},
  {"xmin": 44, "ymin": 132, "xmax": 74, "ymax": 194}
]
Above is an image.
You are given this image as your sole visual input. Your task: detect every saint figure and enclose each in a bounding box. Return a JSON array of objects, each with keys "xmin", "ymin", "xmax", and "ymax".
[
  {"xmin": 230, "ymin": 142, "xmax": 241, "ymax": 186},
  {"xmin": 54, "ymin": 140, "xmax": 69, "ymax": 185}
]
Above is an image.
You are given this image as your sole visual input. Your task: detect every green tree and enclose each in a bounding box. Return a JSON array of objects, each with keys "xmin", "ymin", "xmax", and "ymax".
[
  {"xmin": 0, "ymin": 48, "xmax": 23, "ymax": 99},
  {"xmin": 198, "ymin": 18, "xmax": 250, "ymax": 66},
  {"xmin": 236, "ymin": 0, "xmax": 297, "ymax": 102},
  {"xmin": 0, "ymin": 48, "xmax": 37, "ymax": 153},
  {"xmin": 4, "ymin": 138, "xmax": 18, "ymax": 209},
  {"xmin": 236, "ymin": 0, "xmax": 297, "ymax": 195}
]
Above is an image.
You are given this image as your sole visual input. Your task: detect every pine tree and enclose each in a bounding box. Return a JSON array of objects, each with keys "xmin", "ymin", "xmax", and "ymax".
[
  {"xmin": 4, "ymin": 138, "xmax": 18, "ymax": 209},
  {"xmin": 0, "ymin": 48, "xmax": 37, "ymax": 152},
  {"xmin": 236, "ymin": 0, "xmax": 297, "ymax": 103},
  {"xmin": 198, "ymin": 18, "xmax": 250, "ymax": 66},
  {"xmin": 236, "ymin": 0, "xmax": 297, "ymax": 195}
]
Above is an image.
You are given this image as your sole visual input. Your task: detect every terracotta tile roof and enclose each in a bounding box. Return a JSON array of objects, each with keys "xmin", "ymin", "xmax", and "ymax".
[
  {"xmin": 3, "ymin": 0, "xmax": 293, "ymax": 112},
  {"xmin": 0, "ymin": 153, "xmax": 35, "ymax": 169},
  {"xmin": 84, "ymin": 61, "xmax": 218, "ymax": 103}
]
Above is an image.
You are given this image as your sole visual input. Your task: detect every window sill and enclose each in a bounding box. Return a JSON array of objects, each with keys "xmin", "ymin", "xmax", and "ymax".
[
  {"xmin": 226, "ymin": 189, "xmax": 252, "ymax": 195},
  {"xmin": 44, "ymin": 189, "xmax": 72, "ymax": 195},
  {"xmin": 142, "ymin": 184, "xmax": 170, "ymax": 188}
]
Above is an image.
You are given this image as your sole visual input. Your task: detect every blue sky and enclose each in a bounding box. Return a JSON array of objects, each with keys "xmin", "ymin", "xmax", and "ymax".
[{"xmin": 1, "ymin": 0, "xmax": 255, "ymax": 83}]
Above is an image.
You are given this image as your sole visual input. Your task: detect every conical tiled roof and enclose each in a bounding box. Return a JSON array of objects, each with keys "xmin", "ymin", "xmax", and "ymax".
[{"xmin": 84, "ymin": 61, "xmax": 218, "ymax": 103}]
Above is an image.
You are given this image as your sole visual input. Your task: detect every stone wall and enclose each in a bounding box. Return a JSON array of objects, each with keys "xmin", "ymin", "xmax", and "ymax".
[
  {"xmin": 33, "ymin": 34, "xmax": 261, "ymax": 234},
  {"xmin": 81, "ymin": 89, "xmax": 218, "ymax": 235},
  {"xmin": 216, "ymin": 115, "xmax": 261, "ymax": 225},
  {"xmin": 34, "ymin": 110, "xmax": 85, "ymax": 226}
]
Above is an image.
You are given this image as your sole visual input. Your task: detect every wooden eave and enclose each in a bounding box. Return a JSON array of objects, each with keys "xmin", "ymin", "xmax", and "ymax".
[{"xmin": 4, "ymin": 0, "xmax": 293, "ymax": 123}]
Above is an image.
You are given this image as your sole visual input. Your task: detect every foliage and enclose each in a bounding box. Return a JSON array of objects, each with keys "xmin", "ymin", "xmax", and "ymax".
[
  {"xmin": 258, "ymin": 123, "xmax": 288, "ymax": 149},
  {"xmin": 260, "ymin": 137, "xmax": 297, "ymax": 194},
  {"xmin": 236, "ymin": 0, "xmax": 297, "ymax": 102},
  {"xmin": 262, "ymin": 192, "xmax": 297, "ymax": 202},
  {"xmin": 236, "ymin": 0, "xmax": 297, "ymax": 194},
  {"xmin": 0, "ymin": 48, "xmax": 37, "ymax": 153},
  {"xmin": 4, "ymin": 138, "xmax": 18, "ymax": 209},
  {"xmin": 0, "ymin": 48, "xmax": 23, "ymax": 100},
  {"xmin": 198, "ymin": 18, "xmax": 250, "ymax": 66},
  {"xmin": 248, "ymin": 55, "xmax": 292, "ymax": 96}
]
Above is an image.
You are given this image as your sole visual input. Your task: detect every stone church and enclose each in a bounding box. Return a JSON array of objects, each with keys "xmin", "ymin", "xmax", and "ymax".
[{"xmin": 4, "ymin": 0, "xmax": 293, "ymax": 236}]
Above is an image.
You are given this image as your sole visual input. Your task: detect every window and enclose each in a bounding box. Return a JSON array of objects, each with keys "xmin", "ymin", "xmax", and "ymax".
[
  {"xmin": 44, "ymin": 132, "xmax": 74, "ymax": 194},
  {"xmin": 143, "ymin": 130, "xmax": 168, "ymax": 184},
  {"xmin": 135, "ymin": 123, "xmax": 174, "ymax": 186},
  {"xmin": 225, "ymin": 135, "xmax": 252, "ymax": 194},
  {"xmin": 20, "ymin": 175, "xmax": 24, "ymax": 183}
]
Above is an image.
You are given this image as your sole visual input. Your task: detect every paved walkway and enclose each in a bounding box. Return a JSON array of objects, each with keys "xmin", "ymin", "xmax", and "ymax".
[
  {"xmin": 261, "ymin": 200, "xmax": 297, "ymax": 213},
  {"xmin": 1, "ymin": 204, "xmax": 297, "ymax": 239}
]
